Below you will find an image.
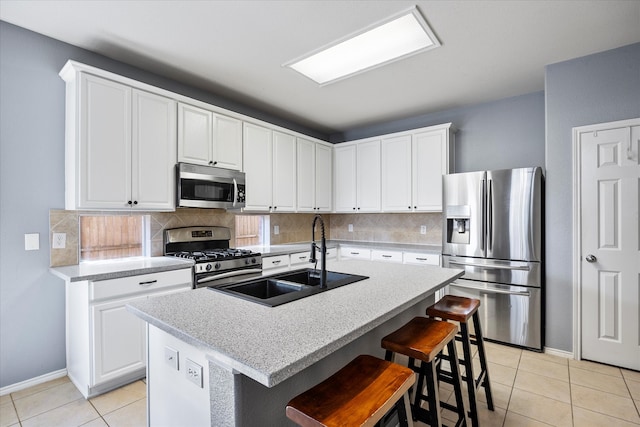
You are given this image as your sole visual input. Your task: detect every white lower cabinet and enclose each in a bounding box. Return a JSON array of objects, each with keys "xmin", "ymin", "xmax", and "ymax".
[
  {"xmin": 66, "ymin": 268, "xmax": 191, "ymax": 398},
  {"xmin": 371, "ymin": 249, "xmax": 403, "ymax": 263},
  {"xmin": 262, "ymin": 254, "xmax": 291, "ymax": 274},
  {"xmin": 403, "ymin": 252, "xmax": 440, "ymax": 266},
  {"xmin": 339, "ymin": 247, "xmax": 372, "ymax": 260},
  {"xmin": 91, "ymin": 296, "xmax": 147, "ymax": 386}
]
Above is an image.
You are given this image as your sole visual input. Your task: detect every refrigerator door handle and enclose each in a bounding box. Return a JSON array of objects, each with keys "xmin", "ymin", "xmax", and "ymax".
[
  {"xmin": 487, "ymin": 179, "xmax": 493, "ymax": 251},
  {"xmin": 448, "ymin": 260, "xmax": 531, "ymax": 271},
  {"xmin": 481, "ymin": 178, "xmax": 486, "ymax": 251},
  {"xmin": 452, "ymin": 282, "xmax": 531, "ymax": 296}
]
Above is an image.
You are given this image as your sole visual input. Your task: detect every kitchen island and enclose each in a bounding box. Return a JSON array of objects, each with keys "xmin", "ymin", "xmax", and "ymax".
[{"xmin": 128, "ymin": 259, "xmax": 463, "ymax": 426}]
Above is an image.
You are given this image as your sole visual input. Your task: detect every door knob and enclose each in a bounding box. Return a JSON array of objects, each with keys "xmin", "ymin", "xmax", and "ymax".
[{"xmin": 585, "ymin": 254, "xmax": 597, "ymax": 263}]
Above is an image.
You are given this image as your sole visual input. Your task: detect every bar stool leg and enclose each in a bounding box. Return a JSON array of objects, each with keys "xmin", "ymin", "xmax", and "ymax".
[
  {"xmin": 424, "ymin": 361, "xmax": 441, "ymax": 427},
  {"xmin": 447, "ymin": 339, "xmax": 470, "ymax": 427},
  {"xmin": 473, "ymin": 311, "xmax": 494, "ymax": 411},
  {"xmin": 459, "ymin": 322, "xmax": 479, "ymax": 427}
]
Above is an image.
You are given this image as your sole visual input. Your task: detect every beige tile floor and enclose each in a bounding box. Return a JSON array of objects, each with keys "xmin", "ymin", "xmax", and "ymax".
[{"xmin": 1, "ymin": 342, "xmax": 639, "ymax": 426}]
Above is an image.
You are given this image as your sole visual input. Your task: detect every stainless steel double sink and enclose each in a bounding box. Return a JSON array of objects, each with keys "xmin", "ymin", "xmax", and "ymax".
[{"xmin": 209, "ymin": 268, "xmax": 368, "ymax": 307}]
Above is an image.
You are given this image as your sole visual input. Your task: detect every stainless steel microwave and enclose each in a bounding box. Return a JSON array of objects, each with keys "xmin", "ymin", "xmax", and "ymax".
[{"xmin": 176, "ymin": 163, "xmax": 246, "ymax": 209}]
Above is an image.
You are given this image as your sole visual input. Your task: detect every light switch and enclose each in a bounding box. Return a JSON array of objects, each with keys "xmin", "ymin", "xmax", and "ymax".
[
  {"xmin": 420, "ymin": 225, "xmax": 427, "ymax": 235},
  {"xmin": 165, "ymin": 346, "xmax": 179, "ymax": 371},
  {"xmin": 274, "ymin": 225, "xmax": 280, "ymax": 235},
  {"xmin": 25, "ymin": 233, "xmax": 40, "ymax": 251},
  {"xmin": 348, "ymin": 224, "xmax": 353, "ymax": 232}
]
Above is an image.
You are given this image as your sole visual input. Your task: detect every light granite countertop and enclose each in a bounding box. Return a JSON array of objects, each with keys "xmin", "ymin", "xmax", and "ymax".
[
  {"xmin": 50, "ymin": 257, "xmax": 194, "ymax": 282},
  {"xmin": 127, "ymin": 259, "xmax": 463, "ymax": 387}
]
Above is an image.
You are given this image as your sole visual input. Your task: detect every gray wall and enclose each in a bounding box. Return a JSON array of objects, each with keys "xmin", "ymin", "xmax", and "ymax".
[
  {"xmin": 330, "ymin": 91, "xmax": 546, "ymax": 173},
  {"xmin": 0, "ymin": 21, "xmax": 324, "ymax": 388},
  {"xmin": 544, "ymin": 42, "xmax": 640, "ymax": 352}
]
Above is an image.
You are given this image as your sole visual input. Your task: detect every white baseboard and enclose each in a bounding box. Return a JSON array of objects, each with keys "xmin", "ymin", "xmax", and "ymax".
[
  {"xmin": 0, "ymin": 369, "xmax": 68, "ymax": 396},
  {"xmin": 544, "ymin": 347, "xmax": 574, "ymax": 359}
]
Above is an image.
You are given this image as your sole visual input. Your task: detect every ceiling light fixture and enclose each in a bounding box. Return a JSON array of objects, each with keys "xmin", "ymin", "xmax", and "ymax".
[{"xmin": 284, "ymin": 6, "xmax": 440, "ymax": 86}]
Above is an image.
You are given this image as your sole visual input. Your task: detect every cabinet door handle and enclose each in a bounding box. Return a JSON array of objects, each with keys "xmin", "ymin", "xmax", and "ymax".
[
  {"xmin": 382, "ymin": 255, "xmax": 392, "ymax": 258},
  {"xmin": 139, "ymin": 279, "xmax": 157, "ymax": 286},
  {"xmin": 298, "ymin": 256, "xmax": 307, "ymax": 260},
  {"xmin": 350, "ymin": 252, "xmax": 360, "ymax": 255},
  {"xmin": 416, "ymin": 257, "xmax": 428, "ymax": 261},
  {"xmin": 272, "ymin": 260, "xmax": 281, "ymax": 265}
]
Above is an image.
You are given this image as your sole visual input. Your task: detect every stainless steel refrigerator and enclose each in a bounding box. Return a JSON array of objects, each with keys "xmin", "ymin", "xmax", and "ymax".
[{"xmin": 442, "ymin": 167, "xmax": 543, "ymax": 350}]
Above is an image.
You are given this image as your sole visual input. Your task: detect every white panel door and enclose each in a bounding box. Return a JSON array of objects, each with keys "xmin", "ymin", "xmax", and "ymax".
[
  {"xmin": 580, "ymin": 123, "xmax": 640, "ymax": 370},
  {"xmin": 381, "ymin": 135, "xmax": 412, "ymax": 212},
  {"xmin": 413, "ymin": 129, "xmax": 446, "ymax": 211},
  {"xmin": 315, "ymin": 143, "xmax": 333, "ymax": 212},
  {"xmin": 177, "ymin": 103, "xmax": 212, "ymax": 166},
  {"xmin": 296, "ymin": 138, "xmax": 315, "ymax": 212},
  {"xmin": 243, "ymin": 123, "xmax": 273, "ymax": 211},
  {"xmin": 272, "ymin": 131, "xmax": 296, "ymax": 212},
  {"xmin": 334, "ymin": 145, "xmax": 357, "ymax": 212},
  {"xmin": 213, "ymin": 114, "xmax": 243, "ymax": 170},
  {"xmin": 132, "ymin": 90, "xmax": 176, "ymax": 210},
  {"xmin": 80, "ymin": 74, "xmax": 131, "ymax": 209},
  {"xmin": 356, "ymin": 140, "xmax": 381, "ymax": 212}
]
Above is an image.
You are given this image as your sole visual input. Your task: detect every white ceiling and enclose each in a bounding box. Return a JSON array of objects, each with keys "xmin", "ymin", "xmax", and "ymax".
[{"xmin": 1, "ymin": 0, "xmax": 639, "ymax": 136}]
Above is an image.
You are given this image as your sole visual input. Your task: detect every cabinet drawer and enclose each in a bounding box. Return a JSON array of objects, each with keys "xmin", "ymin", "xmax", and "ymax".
[
  {"xmin": 403, "ymin": 252, "xmax": 440, "ymax": 266},
  {"xmin": 290, "ymin": 251, "xmax": 311, "ymax": 266},
  {"xmin": 339, "ymin": 247, "xmax": 371, "ymax": 260},
  {"xmin": 90, "ymin": 268, "xmax": 192, "ymax": 301},
  {"xmin": 371, "ymin": 249, "xmax": 403, "ymax": 263},
  {"xmin": 262, "ymin": 254, "xmax": 290, "ymax": 270}
]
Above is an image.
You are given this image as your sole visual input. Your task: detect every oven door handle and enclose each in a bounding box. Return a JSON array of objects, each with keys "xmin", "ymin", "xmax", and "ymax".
[{"xmin": 196, "ymin": 268, "xmax": 263, "ymax": 285}]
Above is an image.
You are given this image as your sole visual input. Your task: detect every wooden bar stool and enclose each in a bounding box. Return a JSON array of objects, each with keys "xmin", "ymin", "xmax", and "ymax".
[
  {"xmin": 426, "ymin": 295, "xmax": 494, "ymax": 427},
  {"xmin": 286, "ymin": 354, "xmax": 416, "ymax": 427},
  {"xmin": 381, "ymin": 317, "xmax": 469, "ymax": 427}
]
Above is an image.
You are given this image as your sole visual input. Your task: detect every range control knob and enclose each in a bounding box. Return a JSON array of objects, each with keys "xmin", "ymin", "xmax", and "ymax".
[
  {"xmin": 214, "ymin": 263, "xmax": 221, "ymax": 270},
  {"xmin": 205, "ymin": 264, "xmax": 213, "ymax": 271}
]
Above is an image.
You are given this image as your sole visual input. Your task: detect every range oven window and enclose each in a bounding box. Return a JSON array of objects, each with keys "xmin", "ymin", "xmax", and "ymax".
[{"xmin": 181, "ymin": 179, "xmax": 233, "ymax": 202}]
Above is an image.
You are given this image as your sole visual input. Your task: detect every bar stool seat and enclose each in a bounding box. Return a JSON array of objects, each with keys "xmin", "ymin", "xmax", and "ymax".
[
  {"xmin": 382, "ymin": 317, "xmax": 469, "ymax": 427},
  {"xmin": 427, "ymin": 295, "xmax": 494, "ymax": 427},
  {"xmin": 286, "ymin": 354, "xmax": 415, "ymax": 427}
]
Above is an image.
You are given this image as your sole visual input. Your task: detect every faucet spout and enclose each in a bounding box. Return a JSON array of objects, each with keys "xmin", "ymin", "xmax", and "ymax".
[{"xmin": 310, "ymin": 214, "xmax": 327, "ymax": 289}]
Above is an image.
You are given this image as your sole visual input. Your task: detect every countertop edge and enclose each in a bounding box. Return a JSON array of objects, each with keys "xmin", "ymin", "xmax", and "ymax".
[{"xmin": 50, "ymin": 257, "xmax": 194, "ymax": 282}]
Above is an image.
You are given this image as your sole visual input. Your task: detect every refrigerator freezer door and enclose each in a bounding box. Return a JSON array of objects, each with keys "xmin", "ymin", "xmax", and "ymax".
[
  {"xmin": 442, "ymin": 255, "xmax": 541, "ymax": 288},
  {"xmin": 447, "ymin": 280, "xmax": 542, "ymax": 350},
  {"xmin": 486, "ymin": 167, "xmax": 543, "ymax": 262},
  {"xmin": 442, "ymin": 171, "xmax": 486, "ymax": 257}
]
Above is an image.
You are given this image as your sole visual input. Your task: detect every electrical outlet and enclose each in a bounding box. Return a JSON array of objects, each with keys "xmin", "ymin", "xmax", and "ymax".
[
  {"xmin": 185, "ymin": 358, "xmax": 203, "ymax": 388},
  {"xmin": 52, "ymin": 232, "xmax": 66, "ymax": 249},
  {"xmin": 420, "ymin": 225, "xmax": 427, "ymax": 235},
  {"xmin": 165, "ymin": 346, "xmax": 179, "ymax": 371},
  {"xmin": 274, "ymin": 225, "xmax": 279, "ymax": 235},
  {"xmin": 348, "ymin": 224, "xmax": 353, "ymax": 232}
]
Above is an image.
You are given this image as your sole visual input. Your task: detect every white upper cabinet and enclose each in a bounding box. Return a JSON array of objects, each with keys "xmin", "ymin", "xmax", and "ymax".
[
  {"xmin": 272, "ymin": 131, "xmax": 296, "ymax": 212},
  {"xmin": 63, "ymin": 72, "xmax": 176, "ymax": 211},
  {"xmin": 356, "ymin": 140, "xmax": 382, "ymax": 212},
  {"xmin": 334, "ymin": 140, "xmax": 381, "ymax": 212},
  {"xmin": 243, "ymin": 123, "xmax": 296, "ymax": 212},
  {"xmin": 178, "ymin": 102, "xmax": 242, "ymax": 170},
  {"xmin": 296, "ymin": 138, "xmax": 333, "ymax": 212},
  {"xmin": 412, "ymin": 126, "xmax": 453, "ymax": 211},
  {"xmin": 381, "ymin": 123, "xmax": 454, "ymax": 212},
  {"xmin": 132, "ymin": 90, "xmax": 178, "ymax": 210},
  {"xmin": 381, "ymin": 135, "xmax": 412, "ymax": 211},
  {"xmin": 334, "ymin": 144, "xmax": 358, "ymax": 212}
]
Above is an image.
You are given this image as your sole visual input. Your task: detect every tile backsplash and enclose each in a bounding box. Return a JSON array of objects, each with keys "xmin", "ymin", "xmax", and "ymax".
[{"xmin": 50, "ymin": 209, "xmax": 442, "ymax": 267}]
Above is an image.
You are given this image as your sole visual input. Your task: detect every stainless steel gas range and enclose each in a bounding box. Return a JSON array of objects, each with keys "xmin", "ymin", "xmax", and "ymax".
[{"xmin": 164, "ymin": 226, "xmax": 262, "ymax": 288}]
